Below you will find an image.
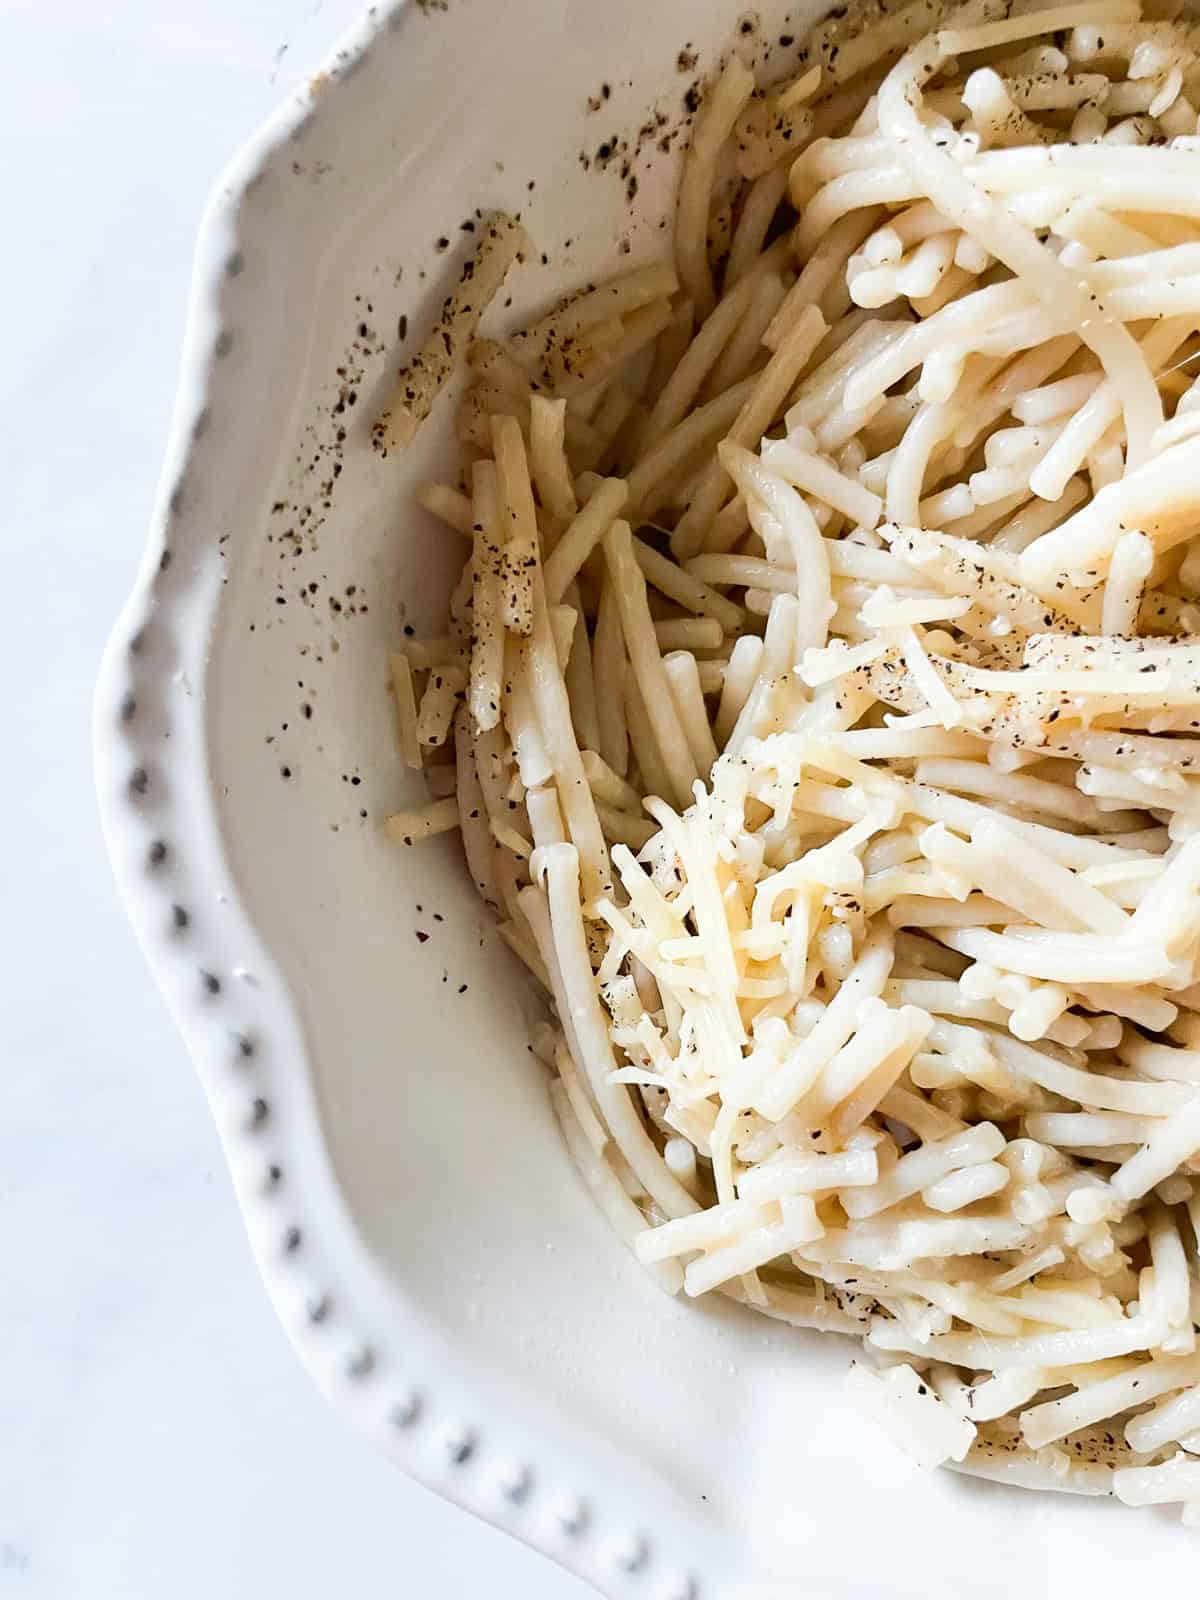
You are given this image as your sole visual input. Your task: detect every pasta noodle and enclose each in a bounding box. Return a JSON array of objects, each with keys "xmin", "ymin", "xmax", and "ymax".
[{"xmin": 378, "ymin": 0, "xmax": 1200, "ymax": 1519}]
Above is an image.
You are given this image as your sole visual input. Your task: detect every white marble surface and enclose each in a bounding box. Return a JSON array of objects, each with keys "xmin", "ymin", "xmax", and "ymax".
[{"xmin": 1, "ymin": 3, "xmax": 587, "ymax": 1593}]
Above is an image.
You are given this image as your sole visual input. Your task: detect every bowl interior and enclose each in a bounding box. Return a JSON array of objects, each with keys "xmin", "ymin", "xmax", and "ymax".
[{"xmin": 183, "ymin": 1, "xmax": 1200, "ymax": 1591}]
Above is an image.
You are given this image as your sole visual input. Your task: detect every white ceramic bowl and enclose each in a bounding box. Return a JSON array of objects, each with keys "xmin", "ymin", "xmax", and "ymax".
[{"xmin": 94, "ymin": 3, "xmax": 1200, "ymax": 1595}]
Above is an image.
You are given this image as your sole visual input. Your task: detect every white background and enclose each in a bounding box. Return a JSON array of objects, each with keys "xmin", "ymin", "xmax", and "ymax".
[{"xmin": 2, "ymin": 2, "xmax": 586, "ymax": 1593}]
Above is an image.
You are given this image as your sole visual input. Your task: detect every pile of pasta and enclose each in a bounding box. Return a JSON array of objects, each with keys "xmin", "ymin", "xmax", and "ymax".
[{"xmin": 382, "ymin": 0, "xmax": 1200, "ymax": 1516}]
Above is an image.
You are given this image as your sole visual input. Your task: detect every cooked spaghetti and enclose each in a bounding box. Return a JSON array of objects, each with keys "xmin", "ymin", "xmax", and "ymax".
[{"xmin": 381, "ymin": 0, "xmax": 1200, "ymax": 1517}]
